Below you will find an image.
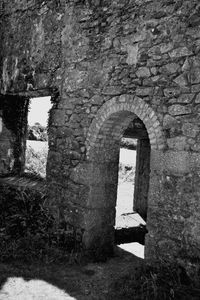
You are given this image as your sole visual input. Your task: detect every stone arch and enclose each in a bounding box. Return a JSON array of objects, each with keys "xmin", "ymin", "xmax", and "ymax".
[
  {"xmin": 83, "ymin": 95, "xmax": 165, "ymax": 256},
  {"xmin": 86, "ymin": 95, "xmax": 165, "ymax": 159}
]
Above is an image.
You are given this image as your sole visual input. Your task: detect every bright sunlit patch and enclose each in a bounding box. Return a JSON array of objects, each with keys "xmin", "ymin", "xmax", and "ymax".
[
  {"xmin": 118, "ymin": 242, "xmax": 144, "ymax": 259},
  {"xmin": 119, "ymin": 148, "xmax": 136, "ymax": 165},
  {"xmin": 28, "ymin": 96, "xmax": 52, "ymax": 126},
  {"xmin": 0, "ymin": 277, "xmax": 77, "ymax": 300},
  {"xmin": 116, "ymin": 147, "xmax": 136, "ymax": 223}
]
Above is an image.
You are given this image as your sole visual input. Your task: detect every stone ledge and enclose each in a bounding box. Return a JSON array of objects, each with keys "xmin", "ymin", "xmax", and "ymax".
[{"xmin": 0, "ymin": 175, "xmax": 46, "ymax": 194}]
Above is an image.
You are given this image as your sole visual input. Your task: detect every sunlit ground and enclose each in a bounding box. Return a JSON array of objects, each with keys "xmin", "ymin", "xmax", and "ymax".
[
  {"xmin": 118, "ymin": 242, "xmax": 144, "ymax": 259},
  {"xmin": 0, "ymin": 277, "xmax": 76, "ymax": 300}
]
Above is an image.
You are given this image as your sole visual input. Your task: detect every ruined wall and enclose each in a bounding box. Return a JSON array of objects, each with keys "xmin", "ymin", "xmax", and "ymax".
[
  {"xmin": 1, "ymin": 0, "xmax": 200, "ymax": 263},
  {"xmin": 0, "ymin": 0, "xmax": 64, "ymax": 96},
  {"xmin": 0, "ymin": 0, "xmax": 63, "ymax": 174}
]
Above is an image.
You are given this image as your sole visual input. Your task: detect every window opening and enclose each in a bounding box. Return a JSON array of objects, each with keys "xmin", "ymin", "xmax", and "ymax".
[{"xmin": 25, "ymin": 96, "xmax": 52, "ymax": 178}]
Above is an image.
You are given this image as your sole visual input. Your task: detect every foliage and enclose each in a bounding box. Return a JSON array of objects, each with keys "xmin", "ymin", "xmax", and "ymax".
[
  {"xmin": 0, "ymin": 185, "xmax": 83, "ymax": 263},
  {"xmin": 118, "ymin": 162, "xmax": 135, "ymax": 183},
  {"xmin": 120, "ymin": 137, "xmax": 137, "ymax": 150},
  {"xmin": 28, "ymin": 123, "xmax": 48, "ymax": 141},
  {"xmin": 25, "ymin": 145, "xmax": 48, "ymax": 178},
  {"xmin": 109, "ymin": 263, "xmax": 200, "ymax": 300}
]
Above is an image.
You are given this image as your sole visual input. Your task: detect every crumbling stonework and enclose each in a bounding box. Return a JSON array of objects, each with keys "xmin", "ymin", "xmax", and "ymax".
[{"xmin": 1, "ymin": 0, "xmax": 200, "ymax": 264}]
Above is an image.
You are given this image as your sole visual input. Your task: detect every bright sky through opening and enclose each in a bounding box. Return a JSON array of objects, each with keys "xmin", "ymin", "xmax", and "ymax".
[{"xmin": 28, "ymin": 97, "xmax": 52, "ymax": 126}]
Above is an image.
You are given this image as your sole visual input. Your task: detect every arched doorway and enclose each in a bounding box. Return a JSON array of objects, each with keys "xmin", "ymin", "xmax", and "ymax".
[
  {"xmin": 114, "ymin": 117, "xmax": 150, "ymax": 256},
  {"xmin": 84, "ymin": 95, "xmax": 164, "ymax": 257}
]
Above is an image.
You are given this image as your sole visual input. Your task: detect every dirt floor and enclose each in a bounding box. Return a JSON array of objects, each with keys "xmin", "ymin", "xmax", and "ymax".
[{"xmin": 0, "ymin": 246, "xmax": 144, "ymax": 300}]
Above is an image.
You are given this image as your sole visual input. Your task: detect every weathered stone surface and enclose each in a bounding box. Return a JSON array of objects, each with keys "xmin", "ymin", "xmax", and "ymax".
[
  {"xmin": 182, "ymin": 123, "xmax": 199, "ymax": 138},
  {"xmin": 176, "ymin": 94, "xmax": 194, "ymax": 103},
  {"xmin": 168, "ymin": 105, "xmax": 192, "ymax": 116},
  {"xmin": 161, "ymin": 63, "xmax": 179, "ymax": 74},
  {"xmin": 136, "ymin": 67, "xmax": 150, "ymax": 78},
  {"xmin": 169, "ymin": 47, "xmax": 193, "ymax": 58},
  {"xmin": 102, "ymin": 86, "xmax": 123, "ymax": 95},
  {"xmin": 191, "ymin": 84, "xmax": 200, "ymax": 93},
  {"xmin": 151, "ymin": 149, "xmax": 200, "ymax": 173},
  {"xmin": 163, "ymin": 114, "xmax": 178, "ymax": 129},
  {"xmin": 173, "ymin": 74, "xmax": 188, "ymax": 87},
  {"xmin": 191, "ymin": 68, "xmax": 200, "ymax": 84},
  {"xmin": 195, "ymin": 93, "xmax": 200, "ymax": 103},
  {"xmin": 136, "ymin": 87, "xmax": 153, "ymax": 96},
  {"xmin": 167, "ymin": 136, "xmax": 187, "ymax": 151},
  {"xmin": 126, "ymin": 44, "xmax": 139, "ymax": 65},
  {"xmin": 164, "ymin": 87, "xmax": 181, "ymax": 98}
]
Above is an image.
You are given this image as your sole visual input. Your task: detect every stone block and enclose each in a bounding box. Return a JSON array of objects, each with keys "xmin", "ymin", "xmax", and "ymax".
[
  {"xmin": 150, "ymin": 149, "xmax": 198, "ymax": 175},
  {"xmin": 164, "ymin": 150, "xmax": 191, "ymax": 174},
  {"xmin": 173, "ymin": 74, "xmax": 188, "ymax": 87},
  {"xmin": 160, "ymin": 43, "xmax": 174, "ymax": 54},
  {"xmin": 168, "ymin": 104, "xmax": 192, "ymax": 116},
  {"xmin": 161, "ymin": 63, "xmax": 179, "ymax": 74},
  {"xmin": 176, "ymin": 93, "xmax": 194, "ymax": 103},
  {"xmin": 191, "ymin": 84, "xmax": 200, "ymax": 93},
  {"xmin": 136, "ymin": 87, "xmax": 153, "ymax": 96},
  {"xmin": 167, "ymin": 136, "xmax": 187, "ymax": 151},
  {"xmin": 169, "ymin": 47, "xmax": 193, "ymax": 58},
  {"xmin": 182, "ymin": 123, "xmax": 199, "ymax": 138},
  {"xmin": 191, "ymin": 68, "xmax": 200, "ymax": 84},
  {"xmin": 102, "ymin": 86, "xmax": 122, "ymax": 95},
  {"xmin": 195, "ymin": 93, "xmax": 200, "ymax": 103},
  {"xmin": 163, "ymin": 114, "xmax": 179, "ymax": 129},
  {"xmin": 191, "ymin": 143, "xmax": 200, "ymax": 152},
  {"xmin": 164, "ymin": 87, "xmax": 181, "ymax": 97},
  {"xmin": 126, "ymin": 44, "xmax": 139, "ymax": 65},
  {"xmin": 136, "ymin": 67, "xmax": 150, "ymax": 78},
  {"xmin": 52, "ymin": 109, "xmax": 66, "ymax": 126}
]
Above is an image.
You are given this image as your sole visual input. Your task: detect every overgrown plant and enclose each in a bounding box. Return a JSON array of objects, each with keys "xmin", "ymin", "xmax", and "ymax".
[
  {"xmin": 109, "ymin": 263, "xmax": 200, "ymax": 300},
  {"xmin": 25, "ymin": 145, "xmax": 48, "ymax": 178},
  {"xmin": 0, "ymin": 185, "xmax": 83, "ymax": 263}
]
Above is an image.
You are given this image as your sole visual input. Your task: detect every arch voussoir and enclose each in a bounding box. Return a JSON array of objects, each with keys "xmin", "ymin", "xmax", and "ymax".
[{"xmin": 86, "ymin": 95, "xmax": 165, "ymax": 158}]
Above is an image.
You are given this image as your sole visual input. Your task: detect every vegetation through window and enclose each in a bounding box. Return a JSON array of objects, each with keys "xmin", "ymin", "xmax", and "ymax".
[{"xmin": 25, "ymin": 96, "xmax": 52, "ymax": 178}]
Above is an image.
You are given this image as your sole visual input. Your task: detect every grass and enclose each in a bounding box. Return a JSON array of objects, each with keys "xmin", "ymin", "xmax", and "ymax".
[
  {"xmin": 0, "ymin": 185, "xmax": 82, "ymax": 264},
  {"xmin": 0, "ymin": 260, "xmax": 199, "ymax": 299},
  {"xmin": 108, "ymin": 263, "xmax": 200, "ymax": 300}
]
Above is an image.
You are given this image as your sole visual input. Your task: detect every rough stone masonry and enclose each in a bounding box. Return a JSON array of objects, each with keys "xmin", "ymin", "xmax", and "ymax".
[{"xmin": 0, "ymin": 0, "xmax": 200, "ymax": 265}]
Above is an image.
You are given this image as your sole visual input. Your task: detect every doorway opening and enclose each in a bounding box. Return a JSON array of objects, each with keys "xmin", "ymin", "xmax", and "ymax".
[
  {"xmin": 84, "ymin": 96, "xmax": 164, "ymax": 258},
  {"xmin": 116, "ymin": 137, "xmax": 137, "ymax": 222},
  {"xmin": 115, "ymin": 117, "xmax": 150, "ymax": 258},
  {"xmin": 25, "ymin": 96, "xmax": 52, "ymax": 178}
]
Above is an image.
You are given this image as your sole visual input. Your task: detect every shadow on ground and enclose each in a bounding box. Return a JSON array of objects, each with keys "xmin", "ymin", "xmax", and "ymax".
[{"xmin": 0, "ymin": 247, "xmax": 144, "ymax": 300}]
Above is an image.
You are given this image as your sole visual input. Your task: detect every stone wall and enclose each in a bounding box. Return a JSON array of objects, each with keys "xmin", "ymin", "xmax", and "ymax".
[
  {"xmin": 1, "ymin": 0, "xmax": 200, "ymax": 263},
  {"xmin": 0, "ymin": 109, "xmax": 15, "ymax": 174},
  {"xmin": 0, "ymin": 0, "xmax": 63, "ymax": 96}
]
